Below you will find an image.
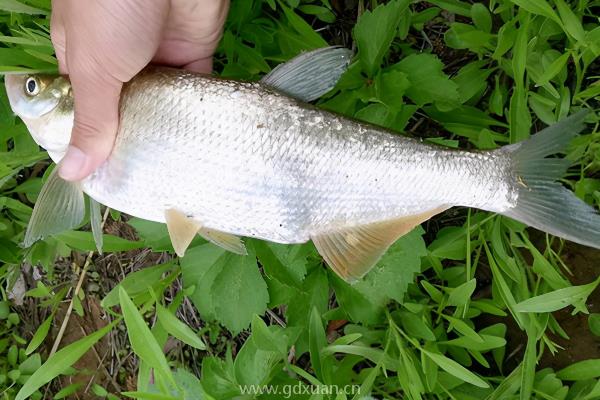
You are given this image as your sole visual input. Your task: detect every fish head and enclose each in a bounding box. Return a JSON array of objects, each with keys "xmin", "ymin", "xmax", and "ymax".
[{"xmin": 5, "ymin": 74, "xmax": 73, "ymax": 162}]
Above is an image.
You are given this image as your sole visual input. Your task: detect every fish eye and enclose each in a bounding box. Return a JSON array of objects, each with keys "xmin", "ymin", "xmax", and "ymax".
[{"xmin": 25, "ymin": 77, "xmax": 40, "ymax": 96}]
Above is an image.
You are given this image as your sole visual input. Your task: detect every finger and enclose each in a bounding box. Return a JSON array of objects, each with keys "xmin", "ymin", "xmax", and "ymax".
[
  {"xmin": 50, "ymin": 1, "xmax": 68, "ymax": 74},
  {"xmin": 59, "ymin": 66, "xmax": 122, "ymax": 181},
  {"xmin": 153, "ymin": 0, "xmax": 229, "ymax": 66},
  {"xmin": 183, "ymin": 57, "xmax": 213, "ymax": 74}
]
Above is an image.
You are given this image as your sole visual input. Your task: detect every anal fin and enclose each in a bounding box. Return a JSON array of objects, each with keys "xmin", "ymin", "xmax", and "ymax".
[
  {"xmin": 311, "ymin": 207, "xmax": 447, "ymax": 283},
  {"xmin": 165, "ymin": 209, "xmax": 201, "ymax": 257},
  {"xmin": 165, "ymin": 209, "xmax": 247, "ymax": 256}
]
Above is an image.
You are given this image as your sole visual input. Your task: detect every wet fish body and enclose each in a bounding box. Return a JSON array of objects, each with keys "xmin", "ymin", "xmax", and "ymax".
[
  {"xmin": 5, "ymin": 47, "xmax": 600, "ymax": 281},
  {"xmin": 85, "ymin": 68, "xmax": 514, "ymax": 243}
]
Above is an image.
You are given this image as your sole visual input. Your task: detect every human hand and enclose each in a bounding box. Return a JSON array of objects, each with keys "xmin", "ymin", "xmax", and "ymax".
[{"xmin": 51, "ymin": 0, "xmax": 229, "ymax": 181}]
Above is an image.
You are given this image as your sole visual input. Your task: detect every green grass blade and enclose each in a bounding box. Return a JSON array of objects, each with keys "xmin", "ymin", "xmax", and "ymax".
[
  {"xmin": 557, "ymin": 359, "xmax": 600, "ymax": 381},
  {"xmin": 156, "ymin": 303, "xmax": 205, "ymax": 350},
  {"xmin": 0, "ymin": 0, "xmax": 48, "ymax": 14},
  {"xmin": 119, "ymin": 286, "xmax": 175, "ymax": 386},
  {"xmin": 422, "ymin": 349, "xmax": 489, "ymax": 388},
  {"xmin": 513, "ymin": 277, "xmax": 600, "ymax": 313},
  {"xmin": 15, "ymin": 321, "xmax": 116, "ymax": 400}
]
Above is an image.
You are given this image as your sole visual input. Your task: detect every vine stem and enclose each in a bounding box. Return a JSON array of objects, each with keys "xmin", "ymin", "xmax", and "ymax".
[{"xmin": 49, "ymin": 206, "xmax": 110, "ymax": 357}]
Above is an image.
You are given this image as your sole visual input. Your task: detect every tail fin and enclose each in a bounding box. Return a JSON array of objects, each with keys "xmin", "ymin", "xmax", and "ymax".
[{"xmin": 501, "ymin": 110, "xmax": 600, "ymax": 249}]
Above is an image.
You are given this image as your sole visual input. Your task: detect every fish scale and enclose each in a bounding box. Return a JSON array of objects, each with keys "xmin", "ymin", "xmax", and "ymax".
[{"xmin": 80, "ymin": 67, "xmax": 514, "ymax": 244}]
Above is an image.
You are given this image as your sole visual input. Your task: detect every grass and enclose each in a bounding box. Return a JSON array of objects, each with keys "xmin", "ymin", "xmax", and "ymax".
[{"xmin": 0, "ymin": 0, "xmax": 599, "ymax": 398}]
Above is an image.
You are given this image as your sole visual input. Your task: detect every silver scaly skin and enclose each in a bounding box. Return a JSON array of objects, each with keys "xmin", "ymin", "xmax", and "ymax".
[
  {"xmin": 86, "ymin": 68, "xmax": 514, "ymax": 243},
  {"xmin": 5, "ymin": 48, "xmax": 600, "ymax": 281}
]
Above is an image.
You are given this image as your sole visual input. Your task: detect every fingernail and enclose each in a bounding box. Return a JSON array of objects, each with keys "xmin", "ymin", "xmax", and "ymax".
[{"xmin": 58, "ymin": 145, "xmax": 88, "ymax": 181}]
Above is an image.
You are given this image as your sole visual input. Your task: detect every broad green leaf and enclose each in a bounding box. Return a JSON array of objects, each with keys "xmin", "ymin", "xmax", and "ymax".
[
  {"xmin": 156, "ymin": 303, "xmax": 206, "ymax": 350},
  {"xmin": 453, "ymin": 62, "xmax": 493, "ymax": 104},
  {"xmin": 509, "ymin": 87, "xmax": 531, "ymax": 143},
  {"xmin": 557, "ymin": 359, "xmax": 600, "ymax": 380},
  {"xmin": 447, "ymin": 279, "xmax": 476, "ymax": 306},
  {"xmin": 19, "ymin": 353, "xmax": 41, "ymax": 375},
  {"xmin": 254, "ymin": 241, "xmax": 308, "ymax": 287},
  {"xmin": 445, "ymin": 23, "xmax": 494, "ymax": 53},
  {"xmin": 514, "ymin": 277, "xmax": 600, "ymax": 313},
  {"xmin": 128, "ymin": 218, "xmax": 172, "ymax": 252},
  {"xmin": 309, "ymin": 307, "xmax": 331, "ymax": 383},
  {"xmin": 422, "ymin": 350, "xmax": 489, "ymax": 388},
  {"xmin": 398, "ymin": 311, "xmax": 436, "ymax": 341},
  {"xmin": 554, "ymin": 0, "xmax": 585, "ymax": 42},
  {"xmin": 511, "ymin": 13, "xmax": 529, "ymax": 89},
  {"xmin": 442, "ymin": 334, "xmax": 506, "ymax": 351},
  {"xmin": 444, "ymin": 315, "xmax": 484, "ymax": 343},
  {"xmin": 200, "ymin": 357, "xmax": 240, "ymax": 399},
  {"xmin": 286, "ymin": 268, "xmax": 329, "ymax": 352},
  {"xmin": 395, "ymin": 53, "xmax": 460, "ymax": 111},
  {"xmin": 119, "ymin": 287, "xmax": 174, "ymax": 385},
  {"xmin": 336, "ymin": 228, "xmax": 426, "ymax": 322},
  {"xmin": 493, "ymin": 21, "xmax": 517, "ymax": 60},
  {"xmin": 280, "ymin": 4, "xmax": 327, "ymax": 49},
  {"xmin": 250, "ymin": 314, "xmax": 286, "ymax": 356},
  {"xmin": 471, "ymin": 3, "xmax": 492, "ymax": 33},
  {"xmin": 535, "ymin": 52, "xmax": 570, "ymax": 87},
  {"xmin": 509, "ymin": 0, "xmax": 560, "ymax": 24},
  {"xmin": 211, "ymin": 248, "xmax": 269, "ymax": 334},
  {"xmin": 354, "ymin": 0, "xmax": 410, "ymax": 76},
  {"xmin": 25, "ymin": 313, "xmax": 52, "ymax": 355},
  {"xmin": 234, "ymin": 331, "xmax": 280, "ymax": 386},
  {"xmin": 354, "ymin": 103, "xmax": 397, "ymax": 129},
  {"xmin": 426, "ymin": 0, "xmax": 471, "ymax": 16},
  {"xmin": 484, "ymin": 366, "xmax": 522, "ymax": 400},
  {"xmin": 181, "ymin": 244, "xmax": 226, "ymax": 320},
  {"xmin": 16, "ymin": 322, "xmax": 115, "ymax": 400},
  {"xmin": 589, "ymin": 314, "xmax": 600, "ymax": 337},
  {"xmin": 521, "ymin": 325, "xmax": 537, "ymax": 400},
  {"xmin": 375, "ymin": 70, "xmax": 410, "ymax": 111}
]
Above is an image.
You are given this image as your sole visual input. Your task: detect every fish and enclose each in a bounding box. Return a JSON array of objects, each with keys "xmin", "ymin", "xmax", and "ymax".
[{"xmin": 4, "ymin": 47, "xmax": 600, "ymax": 282}]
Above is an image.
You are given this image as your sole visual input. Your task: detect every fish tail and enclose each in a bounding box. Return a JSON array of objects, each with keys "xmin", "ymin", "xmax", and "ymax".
[{"xmin": 500, "ymin": 110, "xmax": 600, "ymax": 249}]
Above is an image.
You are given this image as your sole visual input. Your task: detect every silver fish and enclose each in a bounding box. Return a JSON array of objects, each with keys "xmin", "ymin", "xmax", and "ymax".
[{"xmin": 5, "ymin": 47, "xmax": 599, "ymax": 282}]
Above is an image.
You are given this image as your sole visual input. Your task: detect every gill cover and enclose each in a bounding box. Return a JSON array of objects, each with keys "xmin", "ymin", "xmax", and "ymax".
[{"xmin": 5, "ymin": 74, "xmax": 62, "ymax": 119}]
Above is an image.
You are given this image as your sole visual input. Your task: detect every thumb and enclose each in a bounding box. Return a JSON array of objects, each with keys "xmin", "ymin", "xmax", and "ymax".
[{"xmin": 58, "ymin": 72, "xmax": 122, "ymax": 181}]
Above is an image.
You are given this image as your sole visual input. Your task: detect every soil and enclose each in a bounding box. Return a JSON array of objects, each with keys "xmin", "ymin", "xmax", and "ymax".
[
  {"xmin": 538, "ymin": 243, "xmax": 600, "ymax": 370},
  {"xmin": 473, "ymin": 235, "xmax": 600, "ymax": 375}
]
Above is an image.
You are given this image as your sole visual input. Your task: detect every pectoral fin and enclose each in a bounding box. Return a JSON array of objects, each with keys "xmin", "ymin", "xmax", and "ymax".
[
  {"xmin": 165, "ymin": 209, "xmax": 247, "ymax": 256},
  {"xmin": 165, "ymin": 209, "xmax": 201, "ymax": 257},
  {"xmin": 198, "ymin": 228, "xmax": 247, "ymax": 255},
  {"xmin": 23, "ymin": 167, "xmax": 85, "ymax": 247},
  {"xmin": 261, "ymin": 46, "xmax": 353, "ymax": 102},
  {"xmin": 311, "ymin": 208, "xmax": 447, "ymax": 283}
]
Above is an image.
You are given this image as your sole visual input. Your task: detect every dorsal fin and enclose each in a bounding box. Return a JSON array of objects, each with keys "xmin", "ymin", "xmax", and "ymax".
[
  {"xmin": 23, "ymin": 167, "xmax": 85, "ymax": 247},
  {"xmin": 261, "ymin": 46, "xmax": 353, "ymax": 102},
  {"xmin": 311, "ymin": 208, "xmax": 447, "ymax": 283}
]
